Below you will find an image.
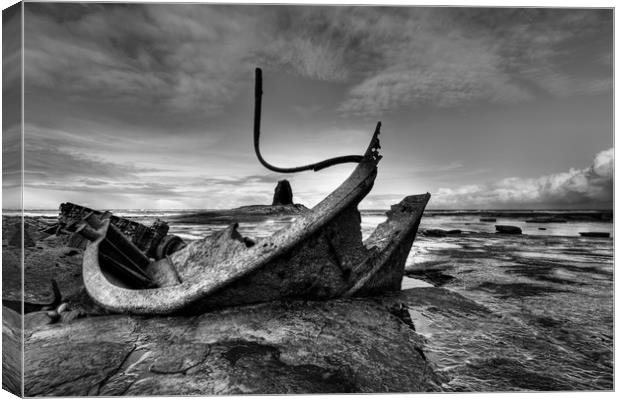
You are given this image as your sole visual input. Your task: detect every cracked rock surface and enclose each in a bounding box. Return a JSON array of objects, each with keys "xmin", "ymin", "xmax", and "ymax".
[
  {"xmin": 23, "ymin": 298, "xmax": 441, "ymax": 395},
  {"xmin": 3, "ymin": 215, "xmax": 440, "ymax": 395}
]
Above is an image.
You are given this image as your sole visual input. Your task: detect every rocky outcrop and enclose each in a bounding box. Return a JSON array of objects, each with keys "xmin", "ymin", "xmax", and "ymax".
[
  {"xmin": 525, "ymin": 217, "xmax": 567, "ymax": 223},
  {"xmin": 2, "ymin": 245, "xmax": 83, "ymax": 312},
  {"xmin": 423, "ymin": 210, "xmax": 612, "ymax": 222},
  {"xmin": 272, "ymin": 180, "xmax": 294, "ymax": 206},
  {"xmin": 3, "ymin": 204, "xmax": 440, "ymax": 395},
  {"xmin": 22, "ymin": 299, "xmax": 441, "ymax": 395},
  {"xmin": 422, "ymin": 229, "xmax": 461, "ymax": 237},
  {"xmin": 579, "ymin": 232, "xmax": 610, "ymax": 238},
  {"xmin": 495, "ymin": 225, "xmax": 522, "ymax": 235},
  {"xmin": 2, "ymin": 307, "xmax": 22, "ymax": 396},
  {"xmin": 8, "ymin": 221, "xmax": 35, "ymax": 248}
]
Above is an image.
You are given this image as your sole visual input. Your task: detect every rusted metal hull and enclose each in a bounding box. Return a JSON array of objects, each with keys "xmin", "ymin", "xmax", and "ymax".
[
  {"xmin": 58, "ymin": 202, "xmax": 183, "ymax": 258},
  {"xmin": 80, "ymin": 130, "xmax": 430, "ymax": 315}
]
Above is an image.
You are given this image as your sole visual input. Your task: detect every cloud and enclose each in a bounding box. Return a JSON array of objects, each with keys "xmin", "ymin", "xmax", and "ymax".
[
  {"xmin": 23, "ymin": 4, "xmax": 271, "ymax": 114},
  {"xmin": 12, "ymin": 121, "xmax": 294, "ymax": 209},
  {"xmin": 431, "ymin": 148, "xmax": 613, "ymax": 209},
  {"xmin": 262, "ymin": 37, "xmax": 349, "ymax": 82},
  {"xmin": 338, "ymin": 35, "xmax": 532, "ymax": 115},
  {"xmin": 24, "ymin": 138, "xmax": 159, "ymax": 182},
  {"xmin": 337, "ymin": 8, "xmax": 612, "ymax": 116},
  {"xmin": 3, "ymin": 6, "xmax": 22, "ymax": 198},
  {"xmin": 23, "ymin": 174, "xmax": 277, "ymax": 210},
  {"xmin": 22, "ymin": 4, "xmax": 351, "ymax": 116},
  {"xmin": 2, "ymin": 4, "xmax": 21, "ymax": 91},
  {"xmin": 23, "ymin": 5, "xmax": 611, "ymax": 118},
  {"xmin": 2, "ymin": 124, "xmax": 21, "ymax": 172},
  {"xmin": 534, "ymin": 73, "xmax": 612, "ymax": 98},
  {"xmin": 20, "ymin": 132, "xmax": 287, "ymax": 208}
]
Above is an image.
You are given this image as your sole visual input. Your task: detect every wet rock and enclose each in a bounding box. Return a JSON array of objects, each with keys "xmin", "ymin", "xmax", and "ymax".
[
  {"xmin": 24, "ymin": 311, "xmax": 55, "ymax": 331},
  {"xmin": 2, "ymin": 249, "xmax": 22, "ymax": 311},
  {"xmin": 462, "ymin": 357, "xmax": 574, "ymax": 391},
  {"xmin": 3, "ymin": 247, "xmax": 82, "ymax": 309},
  {"xmin": 59, "ymin": 309, "xmax": 83, "ymax": 324},
  {"xmin": 8, "ymin": 222, "xmax": 36, "ymax": 248},
  {"xmin": 423, "ymin": 229, "xmax": 446, "ymax": 237},
  {"xmin": 525, "ymin": 217, "xmax": 567, "ymax": 223},
  {"xmin": 495, "ymin": 225, "xmax": 522, "ymax": 235},
  {"xmin": 407, "ymin": 270, "xmax": 455, "ymax": 287},
  {"xmin": 2, "ymin": 306, "xmax": 22, "ymax": 395},
  {"xmin": 63, "ymin": 249, "xmax": 80, "ymax": 257},
  {"xmin": 475, "ymin": 282, "xmax": 566, "ymax": 298},
  {"xmin": 423, "ymin": 229, "xmax": 461, "ymax": 237},
  {"xmin": 23, "ymin": 299, "xmax": 441, "ymax": 395},
  {"xmin": 423, "ymin": 210, "xmax": 611, "ymax": 222},
  {"xmin": 272, "ymin": 179, "xmax": 294, "ymax": 206},
  {"xmin": 533, "ymin": 315, "xmax": 563, "ymax": 329},
  {"xmin": 393, "ymin": 287, "xmax": 491, "ymax": 316},
  {"xmin": 39, "ymin": 224, "xmax": 60, "ymax": 235},
  {"xmin": 579, "ymin": 232, "xmax": 610, "ymax": 238},
  {"xmin": 505, "ymin": 256, "xmax": 612, "ymax": 284}
]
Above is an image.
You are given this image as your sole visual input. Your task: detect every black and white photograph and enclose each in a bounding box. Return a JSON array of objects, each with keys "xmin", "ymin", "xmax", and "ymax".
[{"xmin": 1, "ymin": 0, "xmax": 614, "ymax": 396}]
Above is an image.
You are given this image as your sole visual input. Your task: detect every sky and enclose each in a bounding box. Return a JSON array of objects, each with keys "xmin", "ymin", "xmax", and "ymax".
[{"xmin": 2, "ymin": 3, "xmax": 613, "ymax": 210}]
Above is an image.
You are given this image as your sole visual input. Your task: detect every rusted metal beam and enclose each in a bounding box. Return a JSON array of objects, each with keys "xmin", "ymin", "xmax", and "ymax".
[
  {"xmin": 253, "ymin": 67, "xmax": 373, "ymax": 173},
  {"xmin": 58, "ymin": 202, "xmax": 184, "ymax": 259}
]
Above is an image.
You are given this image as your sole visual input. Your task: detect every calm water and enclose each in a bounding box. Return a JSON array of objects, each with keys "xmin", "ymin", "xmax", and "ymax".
[
  {"xmin": 13, "ymin": 209, "xmax": 614, "ymax": 240},
  {"xmin": 11, "ymin": 208, "xmax": 614, "ymax": 391}
]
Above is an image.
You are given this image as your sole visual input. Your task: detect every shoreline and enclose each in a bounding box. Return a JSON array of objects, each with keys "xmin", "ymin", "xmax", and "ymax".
[
  {"xmin": 423, "ymin": 209, "xmax": 612, "ymax": 221},
  {"xmin": 2, "ymin": 212, "xmax": 613, "ymax": 392},
  {"xmin": 3, "ymin": 208, "xmax": 613, "ymax": 225}
]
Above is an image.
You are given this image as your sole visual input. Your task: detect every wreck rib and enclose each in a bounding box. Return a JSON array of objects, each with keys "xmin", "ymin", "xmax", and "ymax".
[
  {"xmin": 81, "ymin": 134, "xmax": 429, "ymax": 314},
  {"xmin": 253, "ymin": 67, "xmax": 366, "ymax": 173},
  {"xmin": 82, "ymin": 126, "xmax": 388, "ymax": 314},
  {"xmin": 80, "ymin": 68, "xmax": 430, "ymax": 315}
]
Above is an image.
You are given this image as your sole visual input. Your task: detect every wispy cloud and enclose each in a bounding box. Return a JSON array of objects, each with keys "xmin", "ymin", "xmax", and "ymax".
[
  {"xmin": 263, "ymin": 37, "xmax": 349, "ymax": 82},
  {"xmin": 23, "ymin": 4, "xmax": 354, "ymax": 116},
  {"xmin": 533, "ymin": 72, "xmax": 612, "ymax": 98},
  {"xmin": 337, "ymin": 8, "xmax": 612, "ymax": 116},
  {"xmin": 23, "ymin": 5, "xmax": 611, "ymax": 118},
  {"xmin": 21, "ymin": 126, "xmax": 288, "ymax": 208},
  {"xmin": 24, "ymin": 4, "xmax": 260, "ymax": 114},
  {"xmin": 23, "ymin": 175, "xmax": 277, "ymax": 210},
  {"xmin": 3, "ymin": 5, "xmax": 22, "ymax": 199},
  {"xmin": 24, "ymin": 144, "xmax": 158, "ymax": 182},
  {"xmin": 2, "ymin": 5, "xmax": 21, "ymax": 91},
  {"xmin": 431, "ymin": 148, "xmax": 613, "ymax": 209},
  {"xmin": 2, "ymin": 125, "xmax": 20, "ymax": 173}
]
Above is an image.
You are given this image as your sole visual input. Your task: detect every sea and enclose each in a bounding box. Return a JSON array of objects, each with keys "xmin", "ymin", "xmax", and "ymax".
[
  {"xmin": 17, "ymin": 208, "xmax": 615, "ymax": 241},
  {"xmin": 11, "ymin": 208, "xmax": 615, "ymax": 391}
]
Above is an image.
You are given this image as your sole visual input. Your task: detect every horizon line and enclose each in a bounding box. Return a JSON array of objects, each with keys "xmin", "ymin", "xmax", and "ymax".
[{"xmin": 3, "ymin": 208, "xmax": 614, "ymax": 212}]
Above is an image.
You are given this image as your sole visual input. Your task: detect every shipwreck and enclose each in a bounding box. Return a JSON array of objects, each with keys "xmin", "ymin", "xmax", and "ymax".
[{"xmin": 74, "ymin": 68, "xmax": 431, "ymax": 315}]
